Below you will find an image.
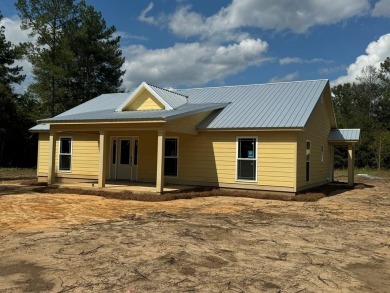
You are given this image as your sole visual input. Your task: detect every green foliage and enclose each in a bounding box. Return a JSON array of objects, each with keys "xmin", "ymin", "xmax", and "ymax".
[
  {"xmin": 332, "ymin": 58, "xmax": 390, "ymax": 169},
  {"xmin": 15, "ymin": 0, "xmax": 124, "ymax": 117},
  {"xmin": 0, "ymin": 12, "xmax": 37, "ymax": 167}
]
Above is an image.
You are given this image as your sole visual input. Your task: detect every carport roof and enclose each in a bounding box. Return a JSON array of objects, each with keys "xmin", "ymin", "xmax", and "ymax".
[{"xmin": 328, "ymin": 129, "xmax": 360, "ymax": 143}]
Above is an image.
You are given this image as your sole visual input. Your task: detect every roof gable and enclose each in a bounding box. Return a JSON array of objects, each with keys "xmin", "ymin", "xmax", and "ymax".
[{"xmin": 116, "ymin": 82, "xmax": 187, "ymax": 112}]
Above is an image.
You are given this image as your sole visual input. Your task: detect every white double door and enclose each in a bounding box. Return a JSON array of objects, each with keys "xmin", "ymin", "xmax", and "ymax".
[{"xmin": 110, "ymin": 137, "xmax": 138, "ymax": 181}]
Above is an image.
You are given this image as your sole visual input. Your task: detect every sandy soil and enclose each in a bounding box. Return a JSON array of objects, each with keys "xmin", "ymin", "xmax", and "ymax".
[{"xmin": 0, "ymin": 178, "xmax": 389, "ymax": 293}]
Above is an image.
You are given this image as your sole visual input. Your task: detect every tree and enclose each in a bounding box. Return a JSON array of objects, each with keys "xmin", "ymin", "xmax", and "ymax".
[
  {"xmin": 16, "ymin": 0, "xmax": 77, "ymax": 117},
  {"xmin": 16, "ymin": 0, "xmax": 124, "ymax": 116},
  {"xmin": 64, "ymin": 1, "xmax": 124, "ymax": 109},
  {"xmin": 0, "ymin": 12, "xmax": 37, "ymax": 167}
]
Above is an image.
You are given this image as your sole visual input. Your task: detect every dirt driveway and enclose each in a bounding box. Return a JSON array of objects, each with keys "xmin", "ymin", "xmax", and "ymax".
[{"xmin": 0, "ymin": 178, "xmax": 389, "ymax": 293}]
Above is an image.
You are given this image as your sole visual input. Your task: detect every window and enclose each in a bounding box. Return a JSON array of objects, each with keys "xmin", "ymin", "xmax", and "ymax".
[
  {"xmin": 237, "ymin": 137, "xmax": 257, "ymax": 181},
  {"xmin": 164, "ymin": 138, "xmax": 178, "ymax": 177},
  {"xmin": 112, "ymin": 139, "xmax": 117, "ymax": 164},
  {"xmin": 120, "ymin": 140, "xmax": 130, "ymax": 164},
  {"xmin": 306, "ymin": 140, "xmax": 311, "ymax": 182},
  {"xmin": 321, "ymin": 145, "xmax": 324, "ymax": 163},
  {"xmin": 59, "ymin": 137, "xmax": 72, "ymax": 171}
]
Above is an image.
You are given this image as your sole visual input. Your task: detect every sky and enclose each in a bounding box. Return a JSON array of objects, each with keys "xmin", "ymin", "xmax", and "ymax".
[{"xmin": 1, "ymin": 0, "xmax": 390, "ymax": 93}]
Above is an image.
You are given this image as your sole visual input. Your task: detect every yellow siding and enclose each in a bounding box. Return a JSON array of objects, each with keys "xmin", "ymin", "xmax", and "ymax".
[
  {"xmin": 167, "ymin": 131, "xmax": 297, "ymax": 189},
  {"xmin": 55, "ymin": 133, "xmax": 100, "ymax": 177},
  {"xmin": 297, "ymin": 96, "xmax": 331, "ymax": 189},
  {"xmin": 124, "ymin": 88, "xmax": 164, "ymax": 111},
  {"xmin": 166, "ymin": 111, "xmax": 213, "ymax": 134},
  {"xmin": 37, "ymin": 133, "xmax": 49, "ymax": 174}
]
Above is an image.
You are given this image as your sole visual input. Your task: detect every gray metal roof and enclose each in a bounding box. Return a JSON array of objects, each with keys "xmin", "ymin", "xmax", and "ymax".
[
  {"xmin": 147, "ymin": 83, "xmax": 187, "ymax": 109},
  {"xmin": 31, "ymin": 79, "xmax": 331, "ymax": 131},
  {"xmin": 39, "ymin": 103, "xmax": 228, "ymax": 123},
  {"xmin": 177, "ymin": 79, "xmax": 329, "ymax": 129},
  {"xmin": 328, "ymin": 129, "xmax": 360, "ymax": 142},
  {"xmin": 30, "ymin": 124, "xmax": 50, "ymax": 132}
]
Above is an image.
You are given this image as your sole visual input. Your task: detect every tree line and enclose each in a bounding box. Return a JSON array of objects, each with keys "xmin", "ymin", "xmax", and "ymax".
[
  {"xmin": 0, "ymin": 0, "xmax": 124, "ymax": 167},
  {"xmin": 0, "ymin": 0, "xmax": 389, "ymax": 170}
]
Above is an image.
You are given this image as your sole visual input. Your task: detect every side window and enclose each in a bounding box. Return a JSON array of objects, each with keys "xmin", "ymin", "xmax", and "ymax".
[
  {"xmin": 237, "ymin": 137, "xmax": 257, "ymax": 181},
  {"xmin": 321, "ymin": 145, "xmax": 324, "ymax": 163},
  {"xmin": 306, "ymin": 140, "xmax": 311, "ymax": 182},
  {"xmin": 59, "ymin": 137, "xmax": 72, "ymax": 171},
  {"xmin": 164, "ymin": 138, "xmax": 178, "ymax": 177}
]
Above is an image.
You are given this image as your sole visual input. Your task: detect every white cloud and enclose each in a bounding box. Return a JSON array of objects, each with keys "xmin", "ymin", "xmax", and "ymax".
[
  {"xmin": 372, "ymin": 0, "xmax": 390, "ymax": 17},
  {"xmin": 167, "ymin": 0, "xmax": 370, "ymax": 39},
  {"xmin": 0, "ymin": 16, "xmax": 35, "ymax": 94},
  {"xmin": 270, "ymin": 72, "xmax": 299, "ymax": 83},
  {"xmin": 121, "ymin": 38, "xmax": 268, "ymax": 90},
  {"xmin": 333, "ymin": 33, "xmax": 390, "ymax": 84},
  {"xmin": 138, "ymin": 2, "xmax": 159, "ymax": 25},
  {"xmin": 279, "ymin": 57, "xmax": 332, "ymax": 65}
]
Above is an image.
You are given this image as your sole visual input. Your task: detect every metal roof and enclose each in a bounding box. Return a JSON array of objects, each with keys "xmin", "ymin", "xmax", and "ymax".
[
  {"xmin": 39, "ymin": 103, "xmax": 228, "ymax": 124},
  {"xmin": 147, "ymin": 83, "xmax": 187, "ymax": 109},
  {"xmin": 177, "ymin": 79, "xmax": 329, "ymax": 129},
  {"xmin": 328, "ymin": 129, "xmax": 360, "ymax": 142},
  {"xmin": 31, "ymin": 79, "xmax": 331, "ymax": 131},
  {"xmin": 30, "ymin": 124, "xmax": 50, "ymax": 132}
]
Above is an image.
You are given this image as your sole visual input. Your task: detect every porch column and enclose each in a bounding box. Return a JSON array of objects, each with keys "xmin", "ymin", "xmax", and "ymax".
[
  {"xmin": 329, "ymin": 145, "xmax": 335, "ymax": 182},
  {"xmin": 156, "ymin": 129, "xmax": 165, "ymax": 193},
  {"xmin": 98, "ymin": 130, "xmax": 107, "ymax": 188},
  {"xmin": 47, "ymin": 130, "xmax": 57, "ymax": 185},
  {"xmin": 348, "ymin": 144, "xmax": 355, "ymax": 186}
]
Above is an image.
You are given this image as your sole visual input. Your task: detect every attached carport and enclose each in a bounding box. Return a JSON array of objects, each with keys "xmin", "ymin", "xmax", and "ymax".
[{"xmin": 328, "ymin": 129, "xmax": 361, "ymax": 186}]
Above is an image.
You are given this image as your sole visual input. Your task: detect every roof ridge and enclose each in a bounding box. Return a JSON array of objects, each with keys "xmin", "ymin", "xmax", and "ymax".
[
  {"xmin": 147, "ymin": 82, "xmax": 188, "ymax": 98},
  {"xmin": 176, "ymin": 79, "xmax": 329, "ymax": 91}
]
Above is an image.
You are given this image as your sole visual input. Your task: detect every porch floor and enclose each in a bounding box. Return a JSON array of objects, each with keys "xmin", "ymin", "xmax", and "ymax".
[{"xmin": 54, "ymin": 181, "xmax": 198, "ymax": 194}]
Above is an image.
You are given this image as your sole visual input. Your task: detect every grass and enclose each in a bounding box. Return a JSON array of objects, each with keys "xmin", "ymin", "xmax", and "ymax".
[
  {"xmin": 0, "ymin": 168, "xmax": 36, "ymax": 180},
  {"xmin": 335, "ymin": 167, "xmax": 390, "ymax": 180}
]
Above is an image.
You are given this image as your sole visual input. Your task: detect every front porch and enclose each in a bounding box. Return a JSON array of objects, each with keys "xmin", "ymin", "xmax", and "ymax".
[{"xmin": 53, "ymin": 180, "xmax": 197, "ymax": 194}]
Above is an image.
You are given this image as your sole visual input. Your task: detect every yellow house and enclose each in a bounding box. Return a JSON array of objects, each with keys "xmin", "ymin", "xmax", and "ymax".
[{"xmin": 30, "ymin": 80, "xmax": 360, "ymax": 193}]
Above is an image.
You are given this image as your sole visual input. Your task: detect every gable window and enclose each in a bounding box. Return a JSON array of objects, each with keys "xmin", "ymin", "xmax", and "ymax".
[
  {"xmin": 306, "ymin": 140, "xmax": 311, "ymax": 182},
  {"xmin": 59, "ymin": 137, "xmax": 72, "ymax": 171},
  {"xmin": 237, "ymin": 137, "xmax": 257, "ymax": 181},
  {"xmin": 164, "ymin": 138, "xmax": 178, "ymax": 177}
]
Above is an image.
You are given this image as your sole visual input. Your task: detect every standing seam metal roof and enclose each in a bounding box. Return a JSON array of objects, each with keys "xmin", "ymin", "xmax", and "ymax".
[
  {"xmin": 328, "ymin": 129, "xmax": 360, "ymax": 142},
  {"xmin": 31, "ymin": 79, "xmax": 330, "ymax": 131}
]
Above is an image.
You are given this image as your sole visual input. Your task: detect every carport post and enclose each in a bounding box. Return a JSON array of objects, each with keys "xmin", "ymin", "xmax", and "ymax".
[
  {"xmin": 156, "ymin": 129, "xmax": 165, "ymax": 193},
  {"xmin": 98, "ymin": 130, "xmax": 107, "ymax": 188},
  {"xmin": 348, "ymin": 144, "xmax": 355, "ymax": 186},
  {"xmin": 47, "ymin": 130, "xmax": 57, "ymax": 185}
]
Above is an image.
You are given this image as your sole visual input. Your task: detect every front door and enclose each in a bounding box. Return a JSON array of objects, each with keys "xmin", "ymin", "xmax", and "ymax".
[{"xmin": 110, "ymin": 137, "xmax": 138, "ymax": 181}]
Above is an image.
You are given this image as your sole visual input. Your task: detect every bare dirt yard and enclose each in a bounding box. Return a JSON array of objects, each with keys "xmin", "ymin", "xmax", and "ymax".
[{"xmin": 0, "ymin": 173, "xmax": 389, "ymax": 292}]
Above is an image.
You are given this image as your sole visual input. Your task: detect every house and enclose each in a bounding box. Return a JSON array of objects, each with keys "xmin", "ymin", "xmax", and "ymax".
[{"xmin": 30, "ymin": 79, "xmax": 360, "ymax": 193}]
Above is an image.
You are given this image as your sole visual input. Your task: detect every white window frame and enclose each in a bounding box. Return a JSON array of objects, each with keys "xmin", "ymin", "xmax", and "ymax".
[
  {"xmin": 306, "ymin": 140, "xmax": 311, "ymax": 182},
  {"xmin": 236, "ymin": 136, "xmax": 258, "ymax": 182},
  {"xmin": 164, "ymin": 137, "xmax": 179, "ymax": 178},
  {"xmin": 58, "ymin": 136, "xmax": 72, "ymax": 172}
]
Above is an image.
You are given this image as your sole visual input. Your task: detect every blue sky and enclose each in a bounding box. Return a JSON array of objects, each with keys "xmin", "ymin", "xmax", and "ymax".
[{"xmin": 1, "ymin": 0, "xmax": 390, "ymax": 92}]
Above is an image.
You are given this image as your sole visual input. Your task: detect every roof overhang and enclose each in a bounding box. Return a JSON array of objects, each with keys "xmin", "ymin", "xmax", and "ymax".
[{"xmin": 328, "ymin": 128, "xmax": 360, "ymax": 145}]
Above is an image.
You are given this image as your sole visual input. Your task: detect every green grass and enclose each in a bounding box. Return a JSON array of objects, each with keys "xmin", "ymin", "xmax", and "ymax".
[{"xmin": 0, "ymin": 168, "xmax": 36, "ymax": 180}]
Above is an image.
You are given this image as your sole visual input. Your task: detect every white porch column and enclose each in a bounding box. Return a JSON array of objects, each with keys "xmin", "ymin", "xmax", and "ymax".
[
  {"xmin": 98, "ymin": 130, "xmax": 107, "ymax": 188},
  {"xmin": 47, "ymin": 130, "xmax": 57, "ymax": 185},
  {"xmin": 348, "ymin": 144, "xmax": 355, "ymax": 186},
  {"xmin": 329, "ymin": 145, "xmax": 335, "ymax": 182},
  {"xmin": 156, "ymin": 129, "xmax": 165, "ymax": 193}
]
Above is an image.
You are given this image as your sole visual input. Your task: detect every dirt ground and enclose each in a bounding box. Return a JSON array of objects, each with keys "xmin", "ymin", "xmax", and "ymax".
[{"xmin": 0, "ymin": 176, "xmax": 389, "ymax": 293}]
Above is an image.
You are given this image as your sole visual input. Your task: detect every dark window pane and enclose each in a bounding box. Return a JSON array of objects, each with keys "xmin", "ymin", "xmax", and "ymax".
[
  {"xmin": 237, "ymin": 160, "xmax": 256, "ymax": 180},
  {"xmin": 238, "ymin": 138, "xmax": 256, "ymax": 158},
  {"xmin": 60, "ymin": 138, "xmax": 71, "ymax": 154},
  {"xmin": 59, "ymin": 154, "xmax": 71, "ymax": 171},
  {"xmin": 112, "ymin": 140, "xmax": 117, "ymax": 164},
  {"xmin": 164, "ymin": 158, "xmax": 177, "ymax": 176},
  {"xmin": 306, "ymin": 161, "xmax": 310, "ymax": 182},
  {"xmin": 134, "ymin": 140, "xmax": 138, "ymax": 165},
  {"xmin": 165, "ymin": 139, "xmax": 177, "ymax": 157},
  {"xmin": 120, "ymin": 140, "xmax": 130, "ymax": 164}
]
